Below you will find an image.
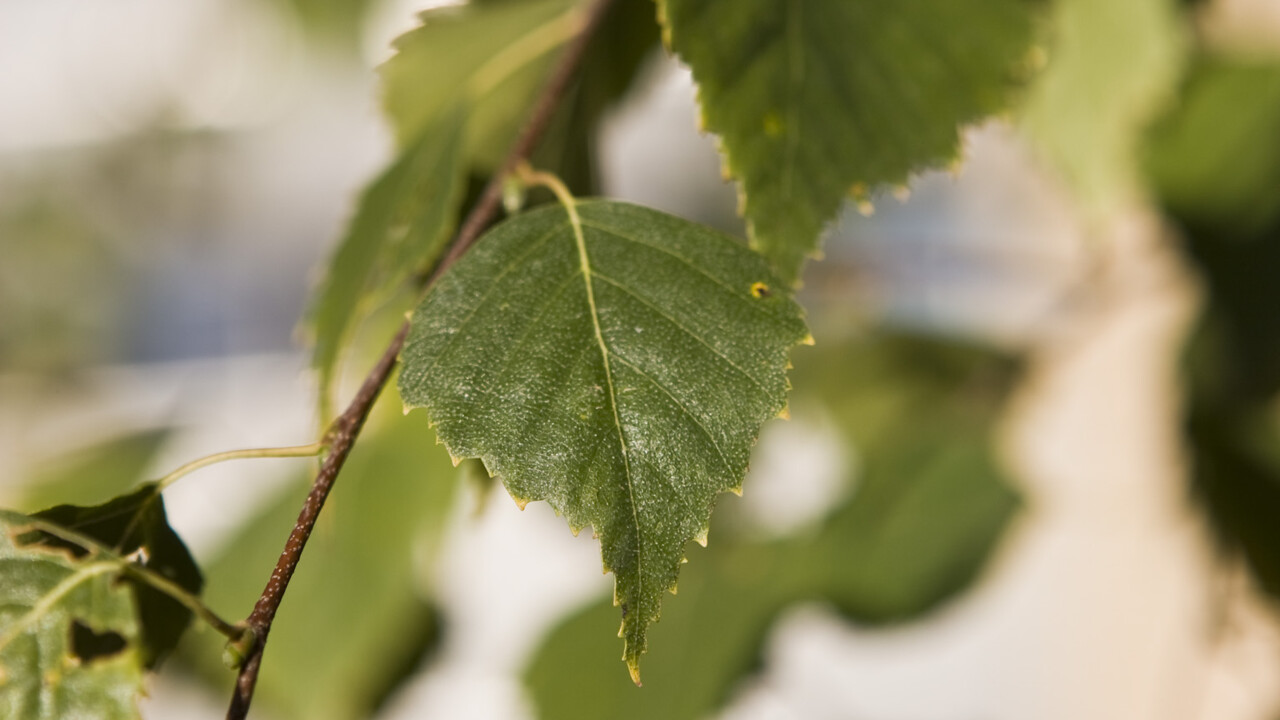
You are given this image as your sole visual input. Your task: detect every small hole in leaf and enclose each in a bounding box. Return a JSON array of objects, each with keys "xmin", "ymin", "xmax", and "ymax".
[
  {"xmin": 751, "ymin": 282, "xmax": 771, "ymax": 299},
  {"xmin": 70, "ymin": 621, "xmax": 127, "ymax": 663}
]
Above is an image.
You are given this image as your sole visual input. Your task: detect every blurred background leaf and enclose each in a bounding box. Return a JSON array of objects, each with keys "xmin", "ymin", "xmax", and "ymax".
[
  {"xmin": 18, "ymin": 429, "xmax": 170, "ymax": 512},
  {"xmin": 1021, "ymin": 0, "xmax": 1187, "ymax": 216},
  {"xmin": 1145, "ymin": 53, "xmax": 1280, "ymax": 602}
]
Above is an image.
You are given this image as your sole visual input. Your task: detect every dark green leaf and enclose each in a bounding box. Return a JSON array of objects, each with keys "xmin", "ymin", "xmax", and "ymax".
[
  {"xmin": 1145, "ymin": 56, "xmax": 1280, "ymax": 236},
  {"xmin": 306, "ymin": 105, "xmax": 467, "ymax": 413},
  {"xmin": 26, "ymin": 486, "xmax": 202, "ymax": 668},
  {"xmin": 0, "ymin": 511, "xmax": 144, "ymax": 720},
  {"xmin": 526, "ymin": 333, "xmax": 1019, "ymax": 718},
  {"xmin": 657, "ymin": 0, "xmax": 1040, "ymax": 282},
  {"xmin": 182, "ymin": 396, "xmax": 458, "ymax": 720},
  {"xmin": 399, "ymin": 199, "xmax": 809, "ymax": 680}
]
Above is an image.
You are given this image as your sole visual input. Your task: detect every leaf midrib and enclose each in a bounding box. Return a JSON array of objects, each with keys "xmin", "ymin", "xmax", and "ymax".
[{"xmin": 565, "ymin": 200, "xmax": 645, "ymax": 599}]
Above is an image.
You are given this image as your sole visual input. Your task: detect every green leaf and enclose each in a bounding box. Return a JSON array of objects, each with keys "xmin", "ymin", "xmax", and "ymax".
[
  {"xmin": 1022, "ymin": 0, "xmax": 1186, "ymax": 217},
  {"xmin": 380, "ymin": 0, "xmax": 582, "ymax": 166},
  {"xmin": 399, "ymin": 199, "xmax": 809, "ymax": 680},
  {"xmin": 182, "ymin": 396, "xmax": 459, "ymax": 720},
  {"xmin": 526, "ymin": 333, "xmax": 1019, "ymax": 719},
  {"xmin": 1145, "ymin": 56, "xmax": 1280, "ymax": 236},
  {"xmin": 381, "ymin": 0, "xmax": 659, "ymax": 191},
  {"xmin": 25, "ymin": 486, "xmax": 203, "ymax": 668},
  {"xmin": 306, "ymin": 105, "xmax": 467, "ymax": 413},
  {"xmin": 0, "ymin": 511, "xmax": 144, "ymax": 720},
  {"xmin": 657, "ymin": 0, "xmax": 1040, "ymax": 283}
]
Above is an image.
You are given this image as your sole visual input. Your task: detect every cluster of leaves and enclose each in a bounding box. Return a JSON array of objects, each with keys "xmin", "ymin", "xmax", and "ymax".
[
  {"xmin": 366, "ymin": 0, "xmax": 1039, "ymax": 681},
  {"xmin": 0, "ymin": 0, "xmax": 1042, "ymax": 713},
  {"xmin": 11, "ymin": 0, "xmax": 1280, "ymax": 717}
]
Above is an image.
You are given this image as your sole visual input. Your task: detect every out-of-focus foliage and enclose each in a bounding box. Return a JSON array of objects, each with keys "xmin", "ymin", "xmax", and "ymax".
[
  {"xmin": 1022, "ymin": 0, "xmax": 1186, "ymax": 215},
  {"xmin": 380, "ymin": 0, "xmax": 657, "ymax": 184},
  {"xmin": 19, "ymin": 430, "xmax": 169, "ymax": 512},
  {"xmin": 181, "ymin": 391, "xmax": 459, "ymax": 720},
  {"xmin": 268, "ymin": 0, "xmax": 380, "ymax": 48},
  {"xmin": 1146, "ymin": 57, "xmax": 1280, "ymax": 237},
  {"xmin": 1146, "ymin": 54, "xmax": 1280, "ymax": 600},
  {"xmin": 526, "ymin": 332, "xmax": 1020, "ymax": 719},
  {"xmin": 0, "ymin": 197, "xmax": 132, "ymax": 374},
  {"xmin": 305, "ymin": 105, "xmax": 467, "ymax": 417}
]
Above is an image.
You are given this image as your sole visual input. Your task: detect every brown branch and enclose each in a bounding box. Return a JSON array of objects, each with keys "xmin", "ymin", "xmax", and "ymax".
[{"xmin": 225, "ymin": 0, "xmax": 618, "ymax": 716}]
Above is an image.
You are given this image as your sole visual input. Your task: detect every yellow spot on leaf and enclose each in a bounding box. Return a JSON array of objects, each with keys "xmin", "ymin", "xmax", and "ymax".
[{"xmin": 751, "ymin": 281, "xmax": 771, "ymax": 299}]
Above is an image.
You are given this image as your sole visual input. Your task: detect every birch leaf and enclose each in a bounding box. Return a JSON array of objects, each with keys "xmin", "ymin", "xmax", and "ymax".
[
  {"xmin": 658, "ymin": 0, "xmax": 1040, "ymax": 283},
  {"xmin": 398, "ymin": 200, "xmax": 808, "ymax": 680},
  {"xmin": 0, "ymin": 511, "xmax": 144, "ymax": 720}
]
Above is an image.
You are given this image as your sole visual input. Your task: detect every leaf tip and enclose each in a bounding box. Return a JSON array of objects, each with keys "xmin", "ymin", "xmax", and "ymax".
[
  {"xmin": 801, "ymin": 333, "xmax": 816, "ymax": 346},
  {"xmin": 511, "ymin": 495, "xmax": 530, "ymax": 511},
  {"xmin": 693, "ymin": 528, "xmax": 708, "ymax": 547},
  {"xmin": 777, "ymin": 403, "xmax": 790, "ymax": 420},
  {"xmin": 626, "ymin": 658, "xmax": 643, "ymax": 687}
]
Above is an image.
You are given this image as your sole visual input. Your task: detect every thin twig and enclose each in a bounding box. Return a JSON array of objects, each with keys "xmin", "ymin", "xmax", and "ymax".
[{"xmin": 225, "ymin": 1, "xmax": 618, "ymax": 716}]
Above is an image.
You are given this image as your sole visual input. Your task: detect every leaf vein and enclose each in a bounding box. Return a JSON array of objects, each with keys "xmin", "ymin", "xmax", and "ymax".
[
  {"xmin": 589, "ymin": 270, "xmax": 771, "ymax": 397},
  {"xmin": 578, "ymin": 220, "xmax": 786, "ymax": 322},
  {"xmin": 609, "ymin": 352, "xmax": 736, "ymax": 480},
  {"xmin": 566, "ymin": 203, "xmax": 645, "ymax": 604}
]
